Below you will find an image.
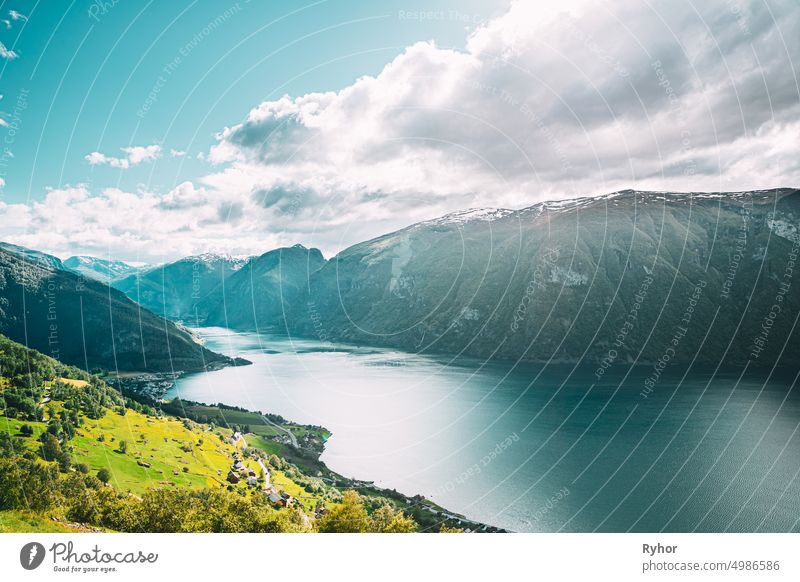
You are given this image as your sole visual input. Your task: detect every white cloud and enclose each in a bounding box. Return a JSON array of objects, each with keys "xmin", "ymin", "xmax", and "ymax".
[
  {"xmin": 85, "ymin": 144, "xmax": 162, "ymax": 169},
  {"xmin": 85, "ymin": 151, "xmax": 129, "ymax": 169},
  {"xmin": 209, "ymin": 0, "xmax": 800, "ymax": 211},
  {"xmin": 0, "ymin": 41, "xmax": 18, "ymax": 60},
  {"xmin": 124, "ymin": 144, "xmax": 161, "ymax": 165},
  {"xmin": 0, "ymin": 183, "xmax": 284, "ymax": 261},
  {"xmin": 170, "ymin": 149, "xmax": 187, "ymax": 157}
]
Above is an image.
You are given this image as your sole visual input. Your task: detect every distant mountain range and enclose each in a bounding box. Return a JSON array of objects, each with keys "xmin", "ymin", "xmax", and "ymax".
[
  {"xmin": 63, "ymin": 255, "xmax": 147, "ymax": 284},
  {"xmin": 0, "ymin": 246, "xmax": 240, "ymax": 373},
  {"xmin": 112, "ymin": 253, "xmax": 248, "ymax": 322},
  {"xmin": 0, "ymin": 243, "xmax": 148, "ymax": 284},
  {"xmin": 4, "ymin": 188, "xmax": 799, "ymax": 370}
]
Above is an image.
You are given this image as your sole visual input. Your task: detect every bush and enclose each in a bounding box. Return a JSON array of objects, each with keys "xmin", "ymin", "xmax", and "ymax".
[
  {"xmin": 0, "ymin": 457, "xmax": 62, "ymax": 512},
  {"xmin": 39, "ymin": 433, "xmax": 61, "ymax": 462},
  {"xmin": 316, "ymin": 491, "xmax": 418, "ymax": 533},
  {"xmin": 97, "ymin": 468, "xmax": 111, "ymax": 483},
  {"xmin": 56, "ymin": 450, "xmax": 72, "ymax": 472}
]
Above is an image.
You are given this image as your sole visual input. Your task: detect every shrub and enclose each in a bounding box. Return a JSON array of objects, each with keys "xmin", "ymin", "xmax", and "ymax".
[{"xmin": 97, "ymin": 468, "xmax": 111, "ymax": 483}]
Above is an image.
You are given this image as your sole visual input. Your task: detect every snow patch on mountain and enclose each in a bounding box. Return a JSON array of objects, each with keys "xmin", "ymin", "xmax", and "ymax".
[
  {"xmin": 767, "ymin": 215, "xmax": 799, "ymax": 243},
  {"xmin": 548, "ymin": 265, "xmax": 588, "ymax": 286}
]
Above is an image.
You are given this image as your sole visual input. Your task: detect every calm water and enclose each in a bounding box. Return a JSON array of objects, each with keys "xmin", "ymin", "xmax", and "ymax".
[{"xmin": 167, "ymin": 327, "xmax": 800, "ymax": 532}]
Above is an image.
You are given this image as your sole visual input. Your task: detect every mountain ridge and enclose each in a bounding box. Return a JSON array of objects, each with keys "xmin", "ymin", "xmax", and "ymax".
[
  {"xmin": 279, "ymin": 187, "xmax": 800, "ymax": 368},
  {"xmin": 0, "ymin": 246, "xmax": 239, "ymax": 373},
  {"xmin": 112, "ymin": 253, "xmax": 251, "ymax": 322}
]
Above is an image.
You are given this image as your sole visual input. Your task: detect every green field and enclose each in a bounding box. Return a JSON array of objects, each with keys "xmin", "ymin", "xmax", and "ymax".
[
  {"xmin": 0, "ymin": 510, "xmax": 84, "ymax": 533},
  {"xmin": 1, "ymin": 417, "xmax": 49, "ymax": 452},
  {"xmin": 167, "ymin": 402, "xmax": 329, "ymax": 442},
  {"xmin": 69, "ymin": 408, "xmax": 261, "ymax": 495}
]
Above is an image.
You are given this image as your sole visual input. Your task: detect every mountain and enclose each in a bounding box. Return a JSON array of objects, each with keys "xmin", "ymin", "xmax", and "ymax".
[
  {"xmin": 0, "ymin": 246, "xmax": 239, "ymax": 373},
  {"xmin": 63, "ymin": 255, "xmax": 146, "ymax": 284},
  {"xmin": 0, "ymin": 242, "xmax": 65, "ymax": 270},
  {"xmin": 112, "ymin": 253, "xmax": 248, "ymax": 322},
  {"xmin": 279, "ymin": 188, "xmax": 800, "ymax": 368},
  {"xmin": 201, "ymin": 244, "xmax": 326, "ymax": 330}
]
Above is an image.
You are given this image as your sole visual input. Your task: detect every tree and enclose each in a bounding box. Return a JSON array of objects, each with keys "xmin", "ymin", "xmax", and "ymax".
[
  {"xmin": 97, "ymin": 468, "xmax": 111, "ymax": 483},
  {"xmin": 316, "ymin": 490, "xmax": 370, "ymax": 533},
  {"xmin": 369, "ymin": 503, "xmax": 417, "ymax": 533},
  {"xmin": 117, "ymin": 440, "xmax": 127, "ymax": 454},
  {"xmin": 20, "ymin": 424, "xmax": 34, "ymax": 436},
  {"xmin": 56, "ymin": 449, "xmax": 72, "ymax": 472},
  {"xmin": 0, "ymin": 457, "xmax": 61, "ymax": 512},
  {"xmin": 39, "ymin": 432, "xmax": 61, "ymax": 462}
]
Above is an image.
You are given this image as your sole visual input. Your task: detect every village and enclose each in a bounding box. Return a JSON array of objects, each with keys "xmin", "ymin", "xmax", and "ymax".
[{"xmin": 223, "ymin": 431, "xmax": 327, "ymax": 522}]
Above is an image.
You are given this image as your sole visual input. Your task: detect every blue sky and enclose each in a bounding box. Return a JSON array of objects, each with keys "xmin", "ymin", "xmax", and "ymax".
[
  {"xmin": 0, "ymin": 0, "xmax": 501, "ymax": 201},
  {"xmin": 0, "ymin": 0, "xmax": 797, "ymax": 262}
]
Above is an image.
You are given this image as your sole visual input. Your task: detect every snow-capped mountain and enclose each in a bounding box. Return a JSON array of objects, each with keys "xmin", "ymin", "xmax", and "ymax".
[
  {"xmin": 63, "ymin": 255, "xmax": 147, "ymax": 284},
  {"xmin": 111, "ymin": 253, "xmax": 253, "ymax": 322}
]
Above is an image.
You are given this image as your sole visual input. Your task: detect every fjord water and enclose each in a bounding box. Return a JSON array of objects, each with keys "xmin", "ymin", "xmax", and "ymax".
[{"xmin": 168, "ymin": 328, "xmax": 800, "ymax": 533}]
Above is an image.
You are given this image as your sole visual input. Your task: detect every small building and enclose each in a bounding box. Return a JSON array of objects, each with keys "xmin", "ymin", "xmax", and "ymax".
[
  {"xmin": 226, "ymin": 471, "xmax": 240, "ymax": 484},
  {"xmin": 268, "ymin": 492, "xmax": 282, "ymax": 506},
  {"xmin": 246, "ymin": 477, "xmax": 258, "ymax": 488}
]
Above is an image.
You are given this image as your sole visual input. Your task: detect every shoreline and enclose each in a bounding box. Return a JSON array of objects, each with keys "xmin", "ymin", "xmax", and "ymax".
[{"xmin": 110, "ymin": 375, "xmax": 506, "ymax": 533}]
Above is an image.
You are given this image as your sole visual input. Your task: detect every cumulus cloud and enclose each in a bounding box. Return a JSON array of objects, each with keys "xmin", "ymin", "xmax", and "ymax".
[
  {"xmin": 85, "ymin": 144, "xmax": 162, "ymax": 169},
  {"xmin": 209, "ymin": 0, "xmax": 800, "ymax": 210},
  {"xmin": 0, "ymin": 183, "xmax": 286, "ymax": 261},
  {"xmin": 4, "ymin": 0, "xmax": 800, "ymax": 260},
  {"xmin": 0, "ymin": 41, "xmax": 18, "ymax": 59}
]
